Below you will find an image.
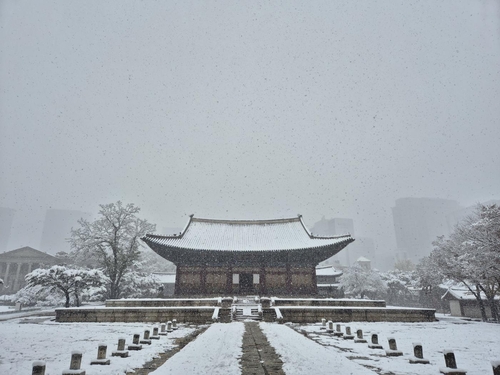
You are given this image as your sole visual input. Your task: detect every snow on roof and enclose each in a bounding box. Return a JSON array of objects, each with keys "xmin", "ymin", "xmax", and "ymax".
[
  {"xmin": 315, "ymin": 265, "xmax": 343, "ymax": 277},
  {"xmin": 442, "ymin": 287, "xmax": 500, "ymax": 301},
  {"xmin": 143, "ymin": 215, "xmax": 353, "ymax": 252}
]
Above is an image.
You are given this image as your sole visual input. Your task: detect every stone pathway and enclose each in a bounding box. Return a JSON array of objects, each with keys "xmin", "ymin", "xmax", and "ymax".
[{"xmin": 241, "ymin": 322, "xmax": 285, "ymax": 375}]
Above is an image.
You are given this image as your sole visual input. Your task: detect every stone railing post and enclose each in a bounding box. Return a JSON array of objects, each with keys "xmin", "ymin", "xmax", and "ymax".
[{"xmin": 260, "ymin": 297, "xmax": 271, "ymax": 308}]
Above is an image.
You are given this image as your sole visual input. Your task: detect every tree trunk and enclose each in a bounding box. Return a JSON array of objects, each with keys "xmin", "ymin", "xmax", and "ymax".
[
  {"xmin": 474, "ymin": 285, "xmax": 488, "ymax": 322},
  {"xmin": 64, "ymin": 291, "xmax": 71, "ymax": 308}
]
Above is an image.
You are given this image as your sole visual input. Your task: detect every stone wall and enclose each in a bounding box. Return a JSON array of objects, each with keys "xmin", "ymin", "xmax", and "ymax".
[
  {"xmin": 56, "ymin": 307, "xmax": 231, "ymax": 323},
  {"xmin": 105, "ymin": 298, "xmax": 221, "ymax": 308},
  {"xmin": 272, "ymin": 299, "xmax": 386, "ymax": 308},
  {"xmin": 263, "ymin": 307, "xmax": 436, "ymax": 323}
]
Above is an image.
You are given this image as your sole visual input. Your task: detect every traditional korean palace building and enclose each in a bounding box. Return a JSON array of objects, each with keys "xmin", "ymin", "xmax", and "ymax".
[{"xmin": 142, "ymin": 215, "xmax": 354, "ymax": 296}]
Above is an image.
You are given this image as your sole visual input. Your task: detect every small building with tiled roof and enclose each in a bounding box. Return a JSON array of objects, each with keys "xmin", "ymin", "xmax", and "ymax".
[{"xmin": 142, "ymin": 215, "xmax": 354, "ymax": 296}]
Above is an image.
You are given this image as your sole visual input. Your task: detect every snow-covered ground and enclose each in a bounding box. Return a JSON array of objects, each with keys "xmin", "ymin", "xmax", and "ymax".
[{"xmin": 1, "ymin": 313, "xmax": 499, "ymax": 374}]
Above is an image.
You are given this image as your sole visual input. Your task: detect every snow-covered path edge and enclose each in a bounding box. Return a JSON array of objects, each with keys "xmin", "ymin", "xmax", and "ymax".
[
  {"xmin": 260, "ymin": 322, "xmax": 377, "ymax": 375},
  {"xmin": 150, "ymin": 322, "xmax": 245, "ymax": 375}
]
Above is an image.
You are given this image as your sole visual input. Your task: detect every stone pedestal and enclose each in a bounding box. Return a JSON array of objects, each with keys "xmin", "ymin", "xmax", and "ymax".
[
  {"xmin": 90, "ymin": 344, "xmax": 111, "ymax": 365},
  {"xmin": 385, "ymin": 338, "xmax": 403, "ymax": 356},
  {"xmin": 409, "ymin": 343, "xmax": 429, "ymax": 364},
  {"xmin": 343, "ymin": 326, "xmax": 354, "ymax": 340},
  {"xmin": 334, "ymin": 324, "xmax": 343, "ymax": 337},
  {"xmin": 32, "ymin": 361, "xmax": 46, "ymax": 375},
  {"xmin": 354, "ymin": 329, "xmax": 367, "ymax": 343},
  {"xmin": 326, "ymin": 320, "xmax": 334, "ymax": 333},
  {"xmin": 62, "ymin": 351, "xmax": 86, "ymax": 375},
  {"xmin": 151, "ymin": 326, "xmax": 160, "ymax": 340},
  {"xmin": 140, "ymin": 330, "xmax": 152, "ymax": 345},
  {"xmin": 159, "ymin": 323, "xmax": 168, "ymax": 336},
  {"xmin": 112, "ymin": 338, "xmax": 129, "ymax": 358},
  {"xmin": 368, "ymin": 334, "xmax": 383, "ymax": 349},
  {"xmin": 439, "ymin": 351, "xmax": 467, "ymax": 374},
  {"xmin": 128, "ymin": 334, "xmax": 143, "ymax": 351}
]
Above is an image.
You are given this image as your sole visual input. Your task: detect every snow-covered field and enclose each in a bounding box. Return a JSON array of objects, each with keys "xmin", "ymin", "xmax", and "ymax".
[{"xmin": 1, "ymin": 313, "xmax": 499, "ymax": 375}]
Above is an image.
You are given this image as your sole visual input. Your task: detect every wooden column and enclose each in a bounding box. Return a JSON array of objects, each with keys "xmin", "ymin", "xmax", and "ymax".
[
  {"xmin": 286, "ymin": 263, "xmax": 292, "ymax": 295},
  {"xmin": 200, "ymin": 265, "xmax": 207, "ymax": 294},
  {"xmin": 260, "ymin": 265, "xmax": 267, "ymax": 295}
]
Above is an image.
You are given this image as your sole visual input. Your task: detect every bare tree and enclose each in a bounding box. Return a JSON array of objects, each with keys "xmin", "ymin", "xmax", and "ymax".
[{"xmin": 69, "ymin": 201, "xmax": 156, "ymax": 299}]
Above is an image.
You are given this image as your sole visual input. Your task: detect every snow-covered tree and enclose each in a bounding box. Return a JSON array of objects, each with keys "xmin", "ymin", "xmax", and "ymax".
[
  {"xmin": 119, "ymin": 272, "xmax": 162, "ymax": 298},
  {"xmin": 339, "ymin": 263, "xmax": 387, "ymax": 299},
  {"xmin": 69, "ymin": 201, "xmax": 156, "ymax": 299},
  {"xmin": 25, "ymin": 266, "xmax": 108, "ymax": 308},
  {"xmin": 430, "ymin": 204, "xmax": 500, "ymax": 321},
  {"xmin": 380, "ymin": 270, "xmax": 418, "ymax": 306}
]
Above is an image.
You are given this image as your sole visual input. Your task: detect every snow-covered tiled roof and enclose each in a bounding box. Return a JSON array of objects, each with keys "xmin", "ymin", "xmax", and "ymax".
[
  {"xmin": 315, "ymin": 265, "xmax": 343, "ymax": 277},
  {"xmin": 143, "ymin": 215, "xmax": 353, "ymax": 252}
]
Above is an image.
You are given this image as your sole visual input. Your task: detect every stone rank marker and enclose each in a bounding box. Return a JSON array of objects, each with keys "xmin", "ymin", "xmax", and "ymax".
[
  {"xmin": 172, "ymin": 319, "xmax": 178, "ymax": 330},
  {"xmin": 166, "ymin": 321, "xmax": 173, "ymax": 333},
  {"xmin": 159, "ymin": 323, "xmax": 168, "ymax": 336},
  {"xmin": 326, "ymin": 320, "xmax": 334, "ymax": 333},
  {"xmin": 320, "ymin": 318, "xmax": 326, "ymax": 330},
  {"xmin": 111, "ymin": 338, "xmax": 129, "ymax": 358},
  {"xmin": 354, "ymin": 329, "xmax": 367, "ymax": 343},
  {"xmin": 409, "ymin": 342, "xmax": 430, "ymax": 364},
  {"xmin": 32, "ymin": 360, "xmax": 46, "ymax": 375},
  {"xmin": 439, "ymin": 350, "xmax": 467, "ymax": 374},
  {"xmin": 343, "ymin": 326, "xmax": 355, "ymax": 340},
  {"xmin": 62, "ymin": 351, "xmax": 85, "ymax": 374},
  {"xmin": 128, "ymin": 334, "xmax": 143, "ymax": 351},
  {"xmin": 140, "ymin": 329, "xmax": 152, "ymax": 345},
  {"xmin": 90, "ymin": 344, "xmax": 111, "ymax": 365},
  {"xmin": 151, "ymin": 326, "xmax": 161, "ymax": 340},
  {"xmin": 368, "ymin": 334, "xmax": 383, "ymax": 349},
  {"xmin": 334, "ymin": 324, "xmax": 343, "ymax": 337},
  {"xmin": 385, "ymin": 337, "xmax": 403, "ymax": 356}
]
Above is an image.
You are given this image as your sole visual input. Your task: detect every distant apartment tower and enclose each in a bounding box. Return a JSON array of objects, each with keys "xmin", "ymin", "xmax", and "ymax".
[
  {"xmin": 40, "ymin": 209, "xmax": 91, "ymax": 254},
  {"xmin": 0, "ymin": 207, "xmax": 15, "ymax": 253},
  {"xmin": 392, "ymin": 197, "xmax": 461, "ymax": 262}
]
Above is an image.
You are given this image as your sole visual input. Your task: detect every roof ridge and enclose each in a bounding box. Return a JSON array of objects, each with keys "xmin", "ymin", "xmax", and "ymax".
[{"xmin": 191, "ymin": 217, "xmax": 301, "ymax": 225}]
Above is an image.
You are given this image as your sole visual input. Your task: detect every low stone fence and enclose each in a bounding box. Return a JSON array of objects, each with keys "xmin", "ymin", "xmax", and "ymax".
[
  {"xmin": 105, "ymin": 298, "xmax": 222, "ymax": 308},
  {"xmin": 262, "ymin": 306, "xmax": 436, "ymax": 323},
  {"xmin": 56, "ymin": 306, "xmax": 231, "ymax": 323},
  {"xmin": 271, "ymin": 298, "xmax": 386, "ymax": 308}
]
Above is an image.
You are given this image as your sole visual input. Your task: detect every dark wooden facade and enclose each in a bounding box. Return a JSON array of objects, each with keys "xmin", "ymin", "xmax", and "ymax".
[{"xmin": 142, "ymin": 216, "xmax": 353, "ymax": 296}]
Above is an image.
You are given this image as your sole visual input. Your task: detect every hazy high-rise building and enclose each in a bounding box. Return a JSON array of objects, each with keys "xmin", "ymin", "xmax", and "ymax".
[
  {"xmin": 0, "ymin": 207, "xmax": 15, "ymax": 253},
  {"xmin": 40, "ymin": 209, "xmax": 91, "ymax": 254},
  {"xmin": 311, "ymin": 217, "xmax": 377, "ymax": 267},
  {"xmin": 392, "ymin": 197, "xmax": 462, "ymax": 262}
]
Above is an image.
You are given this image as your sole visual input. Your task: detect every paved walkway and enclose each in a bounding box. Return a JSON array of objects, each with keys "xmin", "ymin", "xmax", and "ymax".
[{"xmin": 241, "ymin": 322, "xmax": 285, "ymax": 375}]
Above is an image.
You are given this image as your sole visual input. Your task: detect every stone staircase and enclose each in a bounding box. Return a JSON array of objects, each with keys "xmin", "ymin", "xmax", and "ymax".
[{"xmin": 232, "ymin": 298, "xmax": 262, "ymax": 321}]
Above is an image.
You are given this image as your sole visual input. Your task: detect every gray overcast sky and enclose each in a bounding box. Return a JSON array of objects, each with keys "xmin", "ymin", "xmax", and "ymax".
[{"xmin": 1, "ymin": 0, "xmax": 499, "ymax": 256}]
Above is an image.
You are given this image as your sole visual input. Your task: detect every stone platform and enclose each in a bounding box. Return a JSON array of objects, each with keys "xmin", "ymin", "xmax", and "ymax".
[{"xmin": 55, "ymin": 297, "xmax": 436, "ymax": 323}]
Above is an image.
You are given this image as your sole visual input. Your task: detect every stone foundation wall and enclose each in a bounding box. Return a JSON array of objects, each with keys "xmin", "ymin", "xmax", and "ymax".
[
  {"xmin": 105, "ymin": 298, "xmax": 221, "ymax": 308},
  {"xmin": 272, "ymin": 299, "xmax": 386, "ymax": 308},
  {"xmin": 55, "ymin": 307, "xmax": 229, "ymax": 323},
  {"xmin": 264, "ymin": 307, "xmax": 436, "ymax": 323}
]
